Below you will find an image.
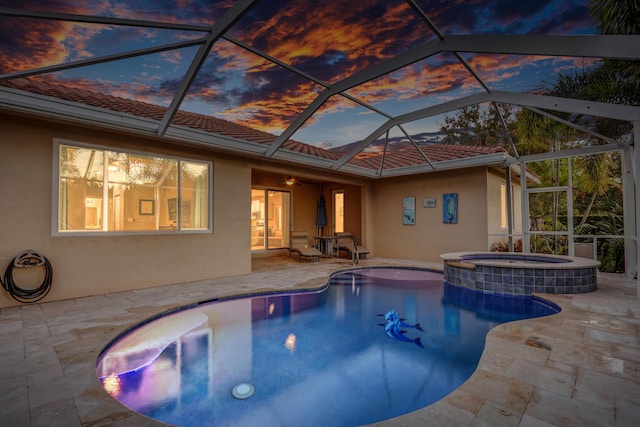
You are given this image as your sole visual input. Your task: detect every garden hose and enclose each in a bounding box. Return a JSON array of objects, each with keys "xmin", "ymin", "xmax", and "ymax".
[{"xmin": 1, "ymin": 250, "xmax": 53, "ymax": 303}]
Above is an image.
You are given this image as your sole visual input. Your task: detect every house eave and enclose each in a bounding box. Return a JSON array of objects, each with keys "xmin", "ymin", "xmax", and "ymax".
[
  {"xmin": 0, "ymin": 86, "xmax": 513, "ymax": 179},
  {"xmin": 376, "ymin": 152, "xmax": 510, "ymax": 177}
]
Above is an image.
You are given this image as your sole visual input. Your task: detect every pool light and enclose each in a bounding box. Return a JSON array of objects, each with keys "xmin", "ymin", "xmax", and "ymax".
[{"xmin": 231, "ymin": 383, "xmax": 255, "ymax": 399}]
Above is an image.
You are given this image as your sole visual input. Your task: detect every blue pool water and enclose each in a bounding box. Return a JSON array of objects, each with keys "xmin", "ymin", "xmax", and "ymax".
[{"xmin": 97, "ymin": 268, "xmax": 560, "ymax": 427}]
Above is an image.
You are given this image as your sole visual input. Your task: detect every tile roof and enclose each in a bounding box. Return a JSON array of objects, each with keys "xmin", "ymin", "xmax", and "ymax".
[
  {"xmin": 2, "ymin": 78, "xmax": 506, "ymax": 171},
  {"xmin": 2, "ymin": 78, "xmax": 280, "ymax": 145},
  {"xmin": 354, "ymin": 144, "xmax": 505, "ymax": 170}
]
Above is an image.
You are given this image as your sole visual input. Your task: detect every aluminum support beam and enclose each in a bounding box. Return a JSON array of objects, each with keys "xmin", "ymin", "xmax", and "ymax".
[
  {"xmin": 505, "ymin": 166, "xmax": 514, "ymax": 252},
  {"xmin": 264, "ymin": 92, "xmax": 332, "ymax": 157},
  {"xmin": 330, "ymin": 119, "xmax": 397, "ymax": 169},
  {"xmin": 0, "ymin": 39, "xmax": 206, "ymax": 81},
  {"xmin": 398, "ymin": 124, "xmax": 435, "ymax": 170},
  {"xmin": 622, "ymin": 144, "xmax": 636, "ymax": 278},
  {"xmin": 493, "ymin": 101, "xmax": 519, "ymax": 158},
  {"xmin": 0, "ymin": 7, "xmax": 210, "ymax": 31},
  {"xmin": 521, "ymin": 161, "xmax": 530, "ymax": 253},
  {"xmin": 517, "ymin": 143, "xmax": 623, "ymax": 163},
  {"xmin": 405, "ymin": 0, "xmax": 492, "ymax": 93},
  {"xmin": 441, "ymin": 35, "xmax": 640, "ymax": 60},
  {"xmin": 567, "ymin": 159, "xmax": 574, "ymax": 257},
  {"xmin": 524, "ymin": 106, "xmax": 618, "ymax": 144},
  {"xmin": 490, "ymin": 91, "xmax": 640, "ymax": 122},
  {"xmin": 636, "ymin": 123, "xmax": 640, "ymax": 299},
  {"xmin": 156, "ymin": 0, "xmax": 258, "ymax": 136},
  {"xmin": 622, "ymin": 122, "xmax": 639, "ymax": 299}
]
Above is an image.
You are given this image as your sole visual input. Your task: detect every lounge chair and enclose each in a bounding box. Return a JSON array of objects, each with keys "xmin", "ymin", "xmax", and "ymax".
[
  {"xmin": 289, "ymin": 231, "xmax": 322, "ymax": 262},
  {"xmin": 335, "ymin": 232, "xmax": 369, "ymax": 262}
]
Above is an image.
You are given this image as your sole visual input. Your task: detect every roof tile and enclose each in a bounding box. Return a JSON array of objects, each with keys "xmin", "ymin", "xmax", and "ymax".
[{"xmin": 2, "ymin": 78, "xmax": 505, "ymax": 170}]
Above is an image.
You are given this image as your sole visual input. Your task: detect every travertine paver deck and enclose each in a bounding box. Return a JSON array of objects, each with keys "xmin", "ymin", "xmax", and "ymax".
[{"xmin": 0, "ymin": 255, "xmax": 638, "ymax": 426}]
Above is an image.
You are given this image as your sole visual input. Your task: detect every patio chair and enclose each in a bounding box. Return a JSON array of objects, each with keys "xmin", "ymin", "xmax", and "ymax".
[
  {"xmin": 289, "ymin": 231, "xmax": 322, "ymax": 262},
  {"xmin": 335, "ymin": 232, "xmax": 369, "ymax": 262}
]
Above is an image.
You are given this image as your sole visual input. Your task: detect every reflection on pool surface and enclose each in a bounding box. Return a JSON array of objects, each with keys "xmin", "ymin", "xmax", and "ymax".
[{"xmin": 96, "ymin": 268, "xmax": 560, "ymax": 427}]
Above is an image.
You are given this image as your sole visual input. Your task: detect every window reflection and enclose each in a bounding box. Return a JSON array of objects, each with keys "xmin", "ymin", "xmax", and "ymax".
[
  {"xmin": 251, "ymin": 188, "xmax": 290, "ymax": 251},
  {"xmin": 57, "ymin": 142, "xmax": 210, "ymax": 233}
]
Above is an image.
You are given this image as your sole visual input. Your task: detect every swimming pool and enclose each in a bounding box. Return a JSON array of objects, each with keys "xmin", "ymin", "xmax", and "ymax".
[{"xmin": 96, "ymin": 268, "xmax": 560, "ymax": 426}]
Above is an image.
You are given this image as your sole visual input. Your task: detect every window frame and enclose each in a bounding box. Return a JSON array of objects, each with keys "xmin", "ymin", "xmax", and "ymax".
[
  {"xmin": 52, "ymin": 138, "xmax": 213, "ymax": 236},
  {"xmin": 500, "ymin": 181, "xmax": 508, "ymax": 229}
]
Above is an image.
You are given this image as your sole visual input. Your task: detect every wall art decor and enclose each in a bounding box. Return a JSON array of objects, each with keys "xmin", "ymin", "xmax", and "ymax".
[
  {"xmin": 443, "ymin": 193, "xmax": 458, "ymax": 224},
  {"xmin": 403, "ymin": 197, "xmax": 416, "ymax": 225}
]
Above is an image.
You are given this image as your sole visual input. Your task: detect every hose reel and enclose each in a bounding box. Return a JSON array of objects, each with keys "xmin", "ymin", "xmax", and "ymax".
[{"xmin": 1, "ymin": 249, "xmax": 53, "ymax": 303}]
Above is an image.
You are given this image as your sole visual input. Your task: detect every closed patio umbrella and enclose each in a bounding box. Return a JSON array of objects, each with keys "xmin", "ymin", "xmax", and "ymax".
[{"xmin": 316, "ymin": 193, "xmax": 327, "ymax": 237}]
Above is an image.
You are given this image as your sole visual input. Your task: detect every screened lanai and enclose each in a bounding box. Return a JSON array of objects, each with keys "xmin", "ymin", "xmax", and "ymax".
[{"xmin": 0, "ymin": 1, "xmax": 639, "ymax": 289}]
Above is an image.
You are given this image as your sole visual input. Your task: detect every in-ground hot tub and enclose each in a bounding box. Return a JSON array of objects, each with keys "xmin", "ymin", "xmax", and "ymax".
[{"xmin": 441, "ymin": 252, "xmax": 600, "ymax": 295}]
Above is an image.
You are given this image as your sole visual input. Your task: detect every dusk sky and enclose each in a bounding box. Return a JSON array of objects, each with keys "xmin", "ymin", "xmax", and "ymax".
[{"xmin": 0, "ymin": 0, "xmax": 598, "ymax": 149}]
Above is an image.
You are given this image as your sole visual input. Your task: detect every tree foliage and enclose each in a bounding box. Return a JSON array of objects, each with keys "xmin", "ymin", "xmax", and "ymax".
[
  {"xmin": 590, "ymin": 0, "xmax": 640, "ymax": 36},
  {"xmin": 586, "ymin": 0, "xmax": 640, "ymax": 100},
  {"xmin": 439, "ymin": 103, "xmax": 515, "ymax": 150}
]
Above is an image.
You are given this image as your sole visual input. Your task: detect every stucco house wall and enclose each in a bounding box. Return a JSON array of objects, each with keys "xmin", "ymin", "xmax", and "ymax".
[
  {"xmin": 0, "ymin": 114, "xmax": 252, "ymax": 308},
  {"xmin": 1, "ymin": 110, "xmax": 506, "ymax": 307},
  {"xmin": 371, "ymin": 168, "xmax": 489, "ymax": 261}
]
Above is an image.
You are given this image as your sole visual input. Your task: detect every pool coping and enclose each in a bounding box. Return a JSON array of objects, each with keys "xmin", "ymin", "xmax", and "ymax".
[
  {"xmin": 441, "ymin": 251, "xmax": 600, "ymax": 295},
  {"xmin": 441, "ymin": 251, "xmax": 601, "ymax": 269}
]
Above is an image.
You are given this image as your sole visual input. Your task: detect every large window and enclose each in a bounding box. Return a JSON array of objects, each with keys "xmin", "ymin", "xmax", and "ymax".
[{"xmin": 55, "ymin": 141, "xmax": 211, "ymax": 234}]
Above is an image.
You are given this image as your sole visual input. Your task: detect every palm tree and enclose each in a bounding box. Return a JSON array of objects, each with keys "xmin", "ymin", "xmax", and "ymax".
[
  {"xmin": 573, "ymin": 153, "xmax": 618, "ymax": 230},
  {"xmin": 514, "ymin": 108, "xmax": 578, "ymax": 235},
  {"xmin": 590, "ymin": 0, "xmax": 640, "ymax": 36},
  {"xmin": 586, "ymin": 0, "xmax": 640, "ymax": 105},
  {"xmin": 590, "ymin": 0, "xmax": 640, "ymax": 74}
]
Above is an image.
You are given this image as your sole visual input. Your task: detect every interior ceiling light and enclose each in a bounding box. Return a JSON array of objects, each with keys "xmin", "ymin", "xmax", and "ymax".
[{"xmin": 285, "ymin": 176, "xmax": 295, "ymax": 185}]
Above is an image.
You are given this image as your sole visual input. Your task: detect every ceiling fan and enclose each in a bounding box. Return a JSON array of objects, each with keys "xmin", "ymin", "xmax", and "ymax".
[
  {"xmin": 284, "ymin": 176, "xmax": 298, "ymax": 186},
  {"xmin": 282, "ymin": 176, "xmax": 318, "ymax": 186}
]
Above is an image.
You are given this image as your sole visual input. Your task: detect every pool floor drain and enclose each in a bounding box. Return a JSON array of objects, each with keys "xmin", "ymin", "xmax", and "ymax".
[{"xmin": 232, "ymin": 383, "xmax": 255, "ymax": 399}]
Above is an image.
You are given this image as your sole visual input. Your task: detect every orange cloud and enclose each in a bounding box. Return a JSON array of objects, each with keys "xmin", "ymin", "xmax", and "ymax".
[
  {"xmin": 213, "ymin": 79, "xmax": 324, "ymax": 133},
  {"xmin": 1, "ymin": 19, "xmax": 70, "ymax": 73},
  {"xmin": 345, "ymin": 56, "xmax": 479, "ymax": 108},
  {"xmin": 465, "ymin": 53, "xmax": 560, "ymax": 84},
  {"xmin": 237, "ymin": 0, "xmax": 425, "ymax": 81}
]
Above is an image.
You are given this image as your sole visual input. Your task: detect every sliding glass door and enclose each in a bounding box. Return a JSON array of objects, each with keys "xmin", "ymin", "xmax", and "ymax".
[
  {"xmin": 333, "ymin": 190, "xmax": 344, "ymax": 234},
  {"xmin": 251, "ymin": 188, "xmax": 290, "ymax": 251}
]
